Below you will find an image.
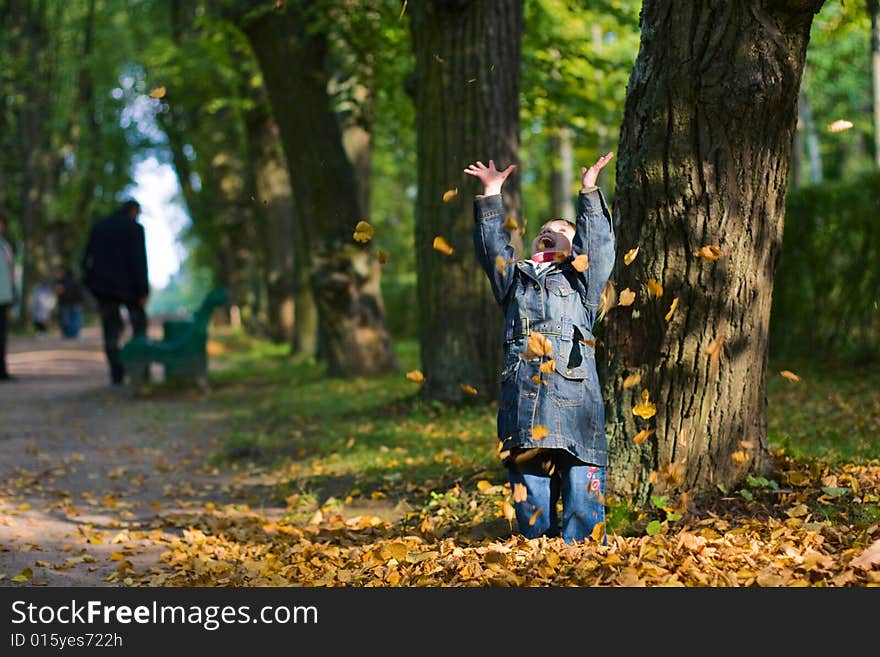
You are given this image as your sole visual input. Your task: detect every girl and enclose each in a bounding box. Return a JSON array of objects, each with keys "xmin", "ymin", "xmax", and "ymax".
[{"xmin": 466, "ymin": 152, "xmax": 615, "ymax": 543}]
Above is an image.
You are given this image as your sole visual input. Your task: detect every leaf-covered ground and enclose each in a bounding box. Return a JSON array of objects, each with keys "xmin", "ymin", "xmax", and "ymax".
[{"xmin": 1, "ymin": 327, "xmax": 878, "ymax": 587}]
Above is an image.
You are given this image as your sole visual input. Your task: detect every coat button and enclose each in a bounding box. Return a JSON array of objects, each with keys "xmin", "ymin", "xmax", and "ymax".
[
  {"xmin": 527, "ymin": 392, "xmax": 536, "ymax": 398},
  {"xmin": 532, "ymin": 284, "xmax": 540, "ymax": 291},
  {"xmin": 566, "ymin": 368, "xmax": 572, "ymax": 375}
]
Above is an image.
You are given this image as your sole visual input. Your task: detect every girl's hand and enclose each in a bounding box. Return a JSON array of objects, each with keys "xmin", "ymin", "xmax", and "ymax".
[
  {"xmin": 464, "ymin": 159, "xmax": 517, "ymax": 196},
  {"xmin": 581, "ymin": 151, "xmax": 615, "ymax": 190}
]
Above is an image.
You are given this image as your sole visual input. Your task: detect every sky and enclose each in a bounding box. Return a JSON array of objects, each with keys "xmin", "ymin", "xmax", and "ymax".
[{"xmin": 126, "ymin": 156, "xmax": 189, "ymax": 290}]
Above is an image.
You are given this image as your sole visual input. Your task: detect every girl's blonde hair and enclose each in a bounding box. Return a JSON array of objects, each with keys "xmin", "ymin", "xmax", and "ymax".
[{"xmin": 598, "ymin": 280, "xmax": 615, "ymax": 322}]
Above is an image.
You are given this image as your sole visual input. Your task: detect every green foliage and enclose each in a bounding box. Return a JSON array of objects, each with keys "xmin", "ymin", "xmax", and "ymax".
[{"xmin": 771, "ymin": 171, "xmax": 880, "ymax": 363}]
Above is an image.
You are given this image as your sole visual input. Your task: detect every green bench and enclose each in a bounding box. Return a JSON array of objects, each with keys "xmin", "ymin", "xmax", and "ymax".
[{"xmin": 120, "ymin": 287, "xmax": 228, "ymax": 390}]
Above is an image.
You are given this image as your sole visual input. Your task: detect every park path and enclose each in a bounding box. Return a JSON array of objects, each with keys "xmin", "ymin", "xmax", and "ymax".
[{"xmin": 0, "ymin": 321, "xmax": 265, "ymax": 586}]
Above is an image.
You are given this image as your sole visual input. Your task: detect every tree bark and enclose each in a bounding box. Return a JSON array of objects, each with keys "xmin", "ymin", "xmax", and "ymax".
[
  {"xmin": 410, "ymin": 0, "xmax": 524, "ymax": 402},
  {"xmin": 603, "ymin": 0, "xmax": 826, "ymax": 506},
  {"xmin": 239, "ymin": 2, "xmax": 397, "ymax": 377}
]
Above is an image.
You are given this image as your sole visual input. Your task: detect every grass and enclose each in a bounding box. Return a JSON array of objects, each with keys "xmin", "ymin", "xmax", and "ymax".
[{"xmin": 194, "ymin": 329, "xmax": 879, "ymax": 539}]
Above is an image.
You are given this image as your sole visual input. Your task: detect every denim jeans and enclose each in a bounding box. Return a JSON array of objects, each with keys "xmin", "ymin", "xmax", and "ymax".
[
  {"xmin": 507, "ymin": 449, "xmax": 606, "ymax": 544},
  {"xmin": 59, "ymin": 304, "xmax": 83, "ymax": 338}
]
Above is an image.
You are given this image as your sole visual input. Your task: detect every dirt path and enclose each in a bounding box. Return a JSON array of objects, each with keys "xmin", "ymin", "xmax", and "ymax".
[{"xmin": 0, "ymin": 322, "xmax": 259, "ymax": 587}]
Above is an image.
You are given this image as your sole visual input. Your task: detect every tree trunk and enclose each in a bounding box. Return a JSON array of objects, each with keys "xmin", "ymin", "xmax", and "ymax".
[
  {"xmin": 240, "ymin": 3, "xmax": 397, "ymax": 377},
  {"xmin": 798, "ymin": 91, "xmax": 823, "ymax": 183},
  {"xmin": 549, "ymin": 127, "xmax": 575, "ymax": 220},
  {"xmin": 410, "ymin": 0, "xmax": 524, "ymax": 402},
  {"xmin": 603, "ymin": 0, "xmax": 826, "ymax": 507},
  {"xmin": 870, "ymin": 0, "xmax": 880, "ymax": 168}
]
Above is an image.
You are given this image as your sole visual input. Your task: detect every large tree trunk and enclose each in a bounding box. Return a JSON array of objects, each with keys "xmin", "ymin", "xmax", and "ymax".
[
  {"xmin": 603, "ymin": 0, "xmax": 826, "ymax": 507},
  {"xmin": 410, "ymin": 0, "xmax": 524, "ymax": 402},
  {"xmin": 548, "ymin": 127, "xmax": 574, "ymax": 220},
  {"xmin": 239, "ymin": 3, "xmax": 397, "ymax": 377}
]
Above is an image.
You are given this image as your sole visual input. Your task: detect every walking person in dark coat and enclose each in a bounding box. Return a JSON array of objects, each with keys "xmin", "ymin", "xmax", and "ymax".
[{"xmin": 81, "ymin": 199, "xmax": 150, "ymax": 385}]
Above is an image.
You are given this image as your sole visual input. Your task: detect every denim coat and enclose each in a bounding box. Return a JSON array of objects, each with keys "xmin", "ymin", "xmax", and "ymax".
[{"xmin": 473, "ymin": 188, "xmax": 615, "ymax": 467}]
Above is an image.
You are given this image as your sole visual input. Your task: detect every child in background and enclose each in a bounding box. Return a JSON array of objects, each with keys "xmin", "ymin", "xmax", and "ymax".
[{"xmin": 466, "ymin": 152, "xmax": 615, "ymax": 543}]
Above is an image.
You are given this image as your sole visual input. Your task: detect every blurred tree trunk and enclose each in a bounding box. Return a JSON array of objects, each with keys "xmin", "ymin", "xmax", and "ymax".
[
  {"xmin": 410, "ymin": 0, "xmax": 524, "ymax": 402},
  {"xmin": 798, "ymin": 91, "xmax": 823, "ymax": 183},
  {"xmin": 238, "ymin": 2, "xmax": 397, "ymax": 377},
  {"xmin": 603, "ymin": 0, "xmax": 826, "ymax": 507},
  {"xmin": 549, "ymin": 127, "xmax": 574, "ymax": 220},
  {"xmin": 870, "ymin": 0, "xmax": 880, "ymax": 168}
]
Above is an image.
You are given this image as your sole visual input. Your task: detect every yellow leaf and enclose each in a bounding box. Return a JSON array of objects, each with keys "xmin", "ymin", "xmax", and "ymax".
[
  {"xmin": 442, "ymin": 188, "xmax": 458, "ymax": 202},
  {"xmin": 528, "ymin": 508, "xmax": 543, "ymax": 527},
  {"xmin": 571, "ymin": 254, "xmax": 589, "ymax": 272},
  {"xmin": 503, "ymin": 500, "xmax": 516, "ymax": 521},
  {"xmin": 618, "ymin": 288, "xmax": 636, "ymax": 306},
  {"xmin": 502, "ymin": 216, "xmax": 519, "ymax": 231},
  {"xmin": 622, "ymin": 373, "xmax": 641, "ymax": 389},
  {"xmin": 11, "ymin": 567, "xmax": 32, "ymax": 582},
  {"xmin": 828, "ymin": 119, "xmax": 853, "ymax": 133},
  {"xmin": 512, "ymin": 482, "xmax": 528, "ymax": 503},
  {"xmin": 623, "ymin": 246, "xmax": 639, "ymax": 265},
  {"xmin": 495, "ymin": 254, "xmax": 507, "ymax": 275},
  {"xmin": 694, "ymin": 245, "xmax": 722, "ymax": 261},
  {"xmin": 460, "ymin": 383, "xmax": 478, "ymax": 396},
  {"xmin": 376, "ymin": 250, "xmax": 390, "ymax": 264},
  {"xmin": 476, "ymin": 480, "xmax": 492, "ymax": 492},
  {"xmin": 632, "ymin": 389, "xmax": 657, "ymax": 419},
  {"xmin": 780, "ymin": 370, "xmax": 800, "ymax": 383},
  {"xmin": 664, "ymin": 297, "xmax": 679, "ymax": 321},
  {"xmin": 590, "ymin": 521, "xmax": 606, "ymax": 543},
  {"xmin": 111, "ymin": 552, "xmax": 125, "ymax": 561},
  {"xmin": 539, "ymin": 359, "xmax": 555, "ymax": 374},
  {"xmin": 353, "ymin": 220, "xmax": 374, "ymax": 243},
  {"xmin": 633, "ymin": 428, "xmax": 655, "ymax": 444},
  {"xmin": 522, "ymin": 330, "xmax": 553, "ymax": 359},
  {"xmin": 532, "ymin": 425, "xmax": 548, "ymax": 441},
  {"xmin": 148, "ymin": 86, "xmax": 166, "ymax": 99},
  {"xmin": 405, "ymin": 370, "xmax": 425, "ymax": 383},
  {"xmin": 731, "ymin": 450, "xmax": 750, "ymax": 464},
  {"xmin": 433, "ymin": 235, "xmax": 454, "ymax": 255},
  {"xmin": 646, "ymin": 278, "xmax": 663, "ymax": 298}
]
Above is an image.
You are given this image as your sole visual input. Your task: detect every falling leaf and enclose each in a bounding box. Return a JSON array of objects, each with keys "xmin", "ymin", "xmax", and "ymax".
[
  {"xmin": 646, "ymin": 278, "xmax": 663, "ymax": 298},
  {"xmin": 495, "ymin": 255, "xmax": 507, "ymax": 274},
  {"xmin": 704, "ymin": 336, "xmax": 724, "ymax": 363},
  {"xmin": 528, "ymin": 508, "xmax": 543, "ymax": 526},
  {"xmin": 405, "ymin": 370, "xmax": 425, "ymax": 383},
  {"xmin": 476, "ymin": 480, "xmax": 492, "ymax": 492},
  {"xmin": 532, "ymin": 425, "xmax": 548, "ymax": 441},
  {"xmin": 623, "ymin": 246, "xmax": 639, "ymax": 265},
  {"xmin": 442, "ymin": 188, "xmax": 458, "ymax": 202},
  {"xmin": 738, "ymin": 440, "xmax": 755, "ymax": 450},
  {"xmin": 376, "ymin": 250, "xmax": 390, "ymax": 264},
  {"xmin": 633, "ymin": 428, "xmax": 655, "ymax": 444},
  {"xmin": 827, "ymin": 119, "xmax": 853, "ymax": 133},
  {"xmin": 731, "ymin": 450, "xmax": 750, "ymax": 464},
  {"xmin": 622, "ymin": 373, "xmax": 641, "ymax": 389},
  {"xmin": 148, "ymin": 86, "xmax": 166, "ymax": 99},
  {"xmin": 618, "ymin": 288, "xmax": 636, "ymax": 306},
  {"xmin": 512, "ymin": 482, "xmax": 528, "ymax": 503},
  {"xmin": 590, "ymin": 522, "xmax": 606, "ymax": 543},
  {"xmin": 460, "ymin": 384, "xmax": 478, "ymax": 396},
  {"xmin": 503, "ymin": 500, "xmax": 516, "ymax": 522},
  {"xmin": 694, "ymin": 245, "xmax": 722, "ymax": 261},
  {"xmin": 502, "ymin": 216, "xmax": 519, "ymax": 231},
  {"xmin": 433, "ymin": 236, "xmax": 454, "ymax": 255},
  {"xmin": 539, "ymin": 359, "xmax": 555, "ymax": 374},
  {"xmin": 522, "ymin": 331, "xmax": 553, "ymax": 359},
  {"xmin": 571, "ymin": 254, "xmax": 589, "ymax": 272},
  {"xmin": 632, "ymin": 389, "xmax": 657, "ymax": 419},
  {"xmin": 664, "ymin": 297, "xmax": 679, "ymax": 321},
  {"xmin": 353, "ymin": 220, "xmax": 374, "ymax": 243},
  {"xmin": 779, "ymin": 370, "xmax": 801, "ymax": 383}
]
